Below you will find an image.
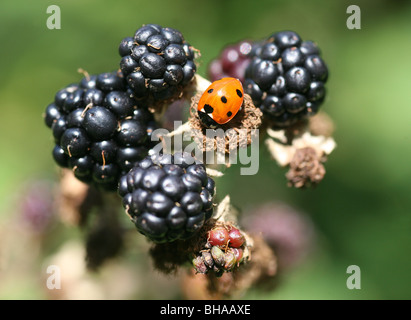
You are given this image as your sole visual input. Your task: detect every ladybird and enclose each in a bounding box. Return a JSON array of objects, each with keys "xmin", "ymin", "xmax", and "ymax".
[{"xmin": 197, "ymin": 77, "xmax": 244, "ymax": 129}]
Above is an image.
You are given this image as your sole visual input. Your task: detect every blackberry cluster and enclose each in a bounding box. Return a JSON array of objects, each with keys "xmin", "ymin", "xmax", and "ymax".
[
  {"xmin": 118, "ymin": 152, "xmax": 215, "ymax": 243},
  {"xmin": 245, "ymin": 31, "xmax": 328, "ymax": 128},
  {"xmin": 119, "ymin": 24, "xmax": 197, "ymax": 101},
  {"xmin": 207, "ymin": 40, "xmax": 256, "ymax": 83},
  {"xmin": 44, "ymin": 71, "xmax": 156, "ymax": 191}
]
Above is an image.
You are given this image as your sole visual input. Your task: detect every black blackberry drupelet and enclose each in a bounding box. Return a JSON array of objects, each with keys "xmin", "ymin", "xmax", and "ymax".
[
  {"xmin": 118, "ymin": 152, "xmax": 215, "ymax": 243},
  {"xmin": 244, "ymin": 31, "xmax": 328, "ymax": 128},
  {"xmin": 44, "ymin": 71, "xmax": 157, "ymax": 191},
  {"xmin": 119, "ymin": 24, "xmax": 197, "ymax": 101}
]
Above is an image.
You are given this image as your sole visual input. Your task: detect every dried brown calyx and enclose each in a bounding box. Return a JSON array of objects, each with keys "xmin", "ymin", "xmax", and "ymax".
[
  {"xmin": 265, "ymin": 111, "xmax": 336, "ymax": 188},
  {"xmin": 286, "ymin": 147, "xmax": 326, "ymax": 188}
]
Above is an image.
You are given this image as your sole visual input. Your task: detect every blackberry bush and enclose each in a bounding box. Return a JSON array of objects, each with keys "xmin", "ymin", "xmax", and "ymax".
[
  {"xmin": 44, "ymin": 70, "xmax": 156, "ymax": 191},
  {"xmin": 41, "ymin": 21, "xmax": 335, "ymax": 298},
  {"xmin": 118, "ymin": 152, "xmax": 215, "ymax": 243},
  {"xmin": 119, "ymin": 24, "xmax": 197, "ymax": 102},
  {"xmin": 244, "ymin": 30, "xmax": 329, "ymax": 128}
]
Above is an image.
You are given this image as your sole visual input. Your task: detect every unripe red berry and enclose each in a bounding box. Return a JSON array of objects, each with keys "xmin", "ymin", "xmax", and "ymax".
[
  {"xmin": 232, "ymin": 247, "xmax": 244, "ymax": 264},
  {"xmin": 228, "ymin": 226, "xmax": 245, "ymax": 248},
  {"xmin": 201, "ymin": 251, "xmax": 214, "ymax": 269},
  {"xmin": 223, "ymin": 248, "xmax": 237, "ymax": 271},
  {"xmin": 208, "ymin": 226, "xmax": 229, "ymax": 248},
  {"xmin": 193, "ymin": 256, "xmax": 208, "ymax": 274},
  {"xmin": 211, "ymin": 246, "xmax": 225, "ymax": 267}
]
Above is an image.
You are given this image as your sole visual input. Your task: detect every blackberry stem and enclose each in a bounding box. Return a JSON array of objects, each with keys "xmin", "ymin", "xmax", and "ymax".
[{"xmin": 77, "ymin": 68, "xmax": 90, "ymax": 81}]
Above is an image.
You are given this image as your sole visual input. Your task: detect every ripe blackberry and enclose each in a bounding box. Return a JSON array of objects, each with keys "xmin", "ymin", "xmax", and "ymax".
[
  {"xmin": 119, "ymin": 152, "xmax": 215, "ymax": 243},
  {"xmin": 244, "ymin": 31, "xmax": 329, "ymax": 128},
  {"xmin": 118, "ymin": 24, "xmax": 197, "ymax": 102},
  {"xmin": 208, "ymin": 40, "xmax": 258, "ymax": 83},
  {"xmin": 44, "ymin": 71, "xmax": 156, "ymax": 191}
]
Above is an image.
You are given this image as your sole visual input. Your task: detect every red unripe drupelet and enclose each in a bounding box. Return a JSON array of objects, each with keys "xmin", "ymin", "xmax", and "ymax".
[
  {"xmin": 228, "ymin": 226, "xmax": 245, "ymax": 248},
  {"xmin": 232, "ymin": 247, "xmax": 244, "ymax": 264},
  {"xmin": 208, "ymin": 226, "xmax": 229, "ymax": 248}
]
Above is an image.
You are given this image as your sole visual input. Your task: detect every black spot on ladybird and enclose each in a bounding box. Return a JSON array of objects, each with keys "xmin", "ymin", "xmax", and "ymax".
[
  {"xmin": 236, "ymin": 89, "xmax": 243, "ymax": 98},
  {"xmin": 227, "ymin": 111, "xmax": 232, "ymax": 117},
  {"xmin": 204, "ymin": 104, "xmax": 214, "ymax": 114},
  {"xmin": 221, "ymin": 96, "xmax": 227, "ymax": 103},
  {"xmin": 207, "ymin": 88, "xmax": 214, "ymax": 94}
]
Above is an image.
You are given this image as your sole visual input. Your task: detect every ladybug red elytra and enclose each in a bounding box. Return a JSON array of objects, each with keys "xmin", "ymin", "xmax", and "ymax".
[{"xmin": 197, "ymin": 77, "xmax": 244, "ymax": 129}]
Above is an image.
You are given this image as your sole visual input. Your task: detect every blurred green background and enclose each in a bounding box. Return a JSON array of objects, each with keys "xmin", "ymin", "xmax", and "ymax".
[{"xmin": 1, "ymin": 0, "xmax": 411, "ymax": 299}]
